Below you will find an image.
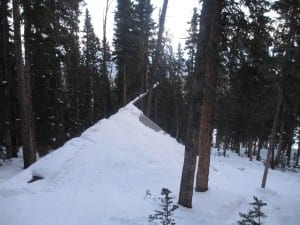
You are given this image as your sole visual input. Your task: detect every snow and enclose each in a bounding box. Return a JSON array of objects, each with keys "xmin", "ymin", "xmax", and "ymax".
[
  {"xmin": 41, "ymin": 33, "xmax": 48, "ymax": 39},
  {"xmin": 0, "ymin": 102, "xmax": 299, "ymax": 225},
  {"xmin": 55, "ymin": 45, "xmax": 67, "ymax": 56}
]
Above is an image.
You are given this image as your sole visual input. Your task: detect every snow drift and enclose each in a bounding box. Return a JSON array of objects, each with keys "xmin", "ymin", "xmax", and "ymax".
[{"xmin": 0, "ymin": 102, "xmax": 299, "ymax": 225}]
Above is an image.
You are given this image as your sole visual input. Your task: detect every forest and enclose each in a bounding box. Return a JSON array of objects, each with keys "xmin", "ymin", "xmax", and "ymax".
[{"xmin": 0, "ymin": 0, "xmax": 299, "ymax": 195}]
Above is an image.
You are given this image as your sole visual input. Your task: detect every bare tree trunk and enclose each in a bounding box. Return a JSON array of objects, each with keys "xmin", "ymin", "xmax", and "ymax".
[
  {"xmin": 195, "ymin": 0, "xmax": 222, "ymax": 192},
  {"xmin": 253, "ymin": 139, "xmax": 257, "ymax": 156},
  {"xmin": 0, "ymin": 0, "xmax": 14, "ymax": 159},
  {"xmin": 286, "ymin": 126, "xmax": 295, "ymax": 166},
  {"xmin": 178, "ymin": 100, "xmax": 198, "ymax": 208},
  {"xmin": 178, "ymin": 0, "xmax": 209, "ymax": 206},
  {"xmin": 123, "ymin": 64, "xmax": 127, "ymax": 105},
  {"xmin": 146, "ymin": 0, "xmax": 168, "ymax": 117},
  {"xmin": 296, "ymin": 134, "xmax": 300, "ymax": 166},
  {"xmin": 275, "ymin": 118, "xmax": 285, "ymax": 166},
  {"xmin": 102, "ymin": 0, "xmax": 112, "ymax": 116},
  {"xmin": 256, "ymin": 138, "xmax": 262, "ymax": 161},
  {"xmin": 13, "ymin": 0, "xmax": 36, "ymax": 168},
  {"xmin": 256, "ymin": 138, "xmax": 263, "ymax": 161},
  {"xmin": 248, "ymin": 139, "xmax": 253, "ymax": 161},
  {"xmin": 261, "ymin": 87, "xmax": 282, "ymax": 188}
]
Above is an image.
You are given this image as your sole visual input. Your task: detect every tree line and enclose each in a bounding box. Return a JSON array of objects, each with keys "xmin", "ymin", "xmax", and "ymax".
[
  {"xmin": 1, "ymin": 0, "xmax": 111, "ymax": 167},
  {"xmin": 0, "ymin": 0, "xmax": 187, "ymax": 168}
]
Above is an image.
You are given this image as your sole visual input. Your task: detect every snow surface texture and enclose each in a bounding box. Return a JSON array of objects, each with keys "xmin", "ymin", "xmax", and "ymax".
[{"xmin": 0, "ymin": 102, "xmax": 299, "ymax": 225}]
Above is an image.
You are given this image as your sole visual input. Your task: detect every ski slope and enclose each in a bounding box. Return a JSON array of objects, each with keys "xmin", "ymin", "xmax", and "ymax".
[{"xmin": 0, "ymin": 102, "xmax": 299, "ymax": 225}]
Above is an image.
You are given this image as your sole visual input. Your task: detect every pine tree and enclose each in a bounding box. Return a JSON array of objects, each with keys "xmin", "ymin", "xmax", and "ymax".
[
  {"xmin": 114, "ymin": 0, "xmax": 154, "ymax": 108},
  {"xmin": 150, "ymin": 42, "xmax": 187, "ymax": 143},
  {"xmin": 215, "ymin": 0, "xmax": 276, "ymax": 161},
  {"xmin": 0, "ymin": 0, "xmax": 17, "ymax": 158},
  {"xmin": 149, "ymin": 188, "xmax": 179, "ymax": 225},
  {"xmin": 113, "ymin": 0, "xmax": 135, "ymax": 106},
  {"xmin": 238, "ymin": 196, "xmax": 267, "ymax": 225},
  {"xmin": 82, "ymin": 9, "xmax": 102, "ymax": 124},
  {"xmin": 134, "ymin": 0, "xmax": 154, "ymax": 111},
  {"xmin": 272, "ymin": 0, "xmax": 300, "ymax": 166},
  {"xmin": 185, "ymin": 8, "xmax": 200, "ymax": 80}
]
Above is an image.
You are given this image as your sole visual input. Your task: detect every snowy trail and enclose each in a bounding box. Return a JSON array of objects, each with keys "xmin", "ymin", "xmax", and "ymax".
[{"xmin": 0, "ymin": 103, "xmax": 299, "ymax": 225}]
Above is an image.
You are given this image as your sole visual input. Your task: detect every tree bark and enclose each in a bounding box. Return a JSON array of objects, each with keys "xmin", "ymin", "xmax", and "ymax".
[
  {"xmin": 178, "ymin": 0, "xmax": 210, "ymax": 207},
  {"xmin": 0, "ymin": 0, "xmax": 14, "ymax": 159},
  {"xmin": 13, "ymin": 0, "xmax": 36, "ymax": 168},
  {"xmin": 102, "ymin": 0, "xmax": 112, "ymax": 116},
  {"xmin": 275, "ymin": 118, "xmax": 285, "ymax": 166},
  {"xmin": 123, "ymin": 64, "xmax": 127, "ymax": 105},
  {"xmin": 256, "ymin": 138, "xmax": 263, "ymax": 161},
  {"xmin": 248, "ymin": 139, "xmax": 253, "ymax": 161},
  {"xmin": 261, "ymin": 87, "xmax": 282, "ymax": 188},
  {"xmin": 195, "ymin": 0, "xmax": 222, "ymax": 192},
  {"xmin": 178, "ymin": 99, "xmax": 198, "ymax": 208},
  {"xmin": 296, "ymin": 134, "xmax": 300, "ymax": 166}
]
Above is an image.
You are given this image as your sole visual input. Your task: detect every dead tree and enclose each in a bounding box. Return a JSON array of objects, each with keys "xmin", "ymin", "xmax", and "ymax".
[{"xmin": 146, "ymin": 0, "xmax": 168, "ymax": 117}]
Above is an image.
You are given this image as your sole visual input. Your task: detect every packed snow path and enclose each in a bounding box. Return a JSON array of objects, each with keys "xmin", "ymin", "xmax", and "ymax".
[{"xmin": 0, "ymin": 103, "xmax": 299, "ymax": 225}]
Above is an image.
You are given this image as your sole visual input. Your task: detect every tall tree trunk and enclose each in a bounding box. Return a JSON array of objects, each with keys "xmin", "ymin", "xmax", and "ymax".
[
  {"xmin": 286, "ymin": 126, "xmax": 295, "ymax": 165},
  {"xmin": 123, "ymin": 64, "xmax": 127, "ymax": 105},
  {"xmin": 253, "ymin": 139, "xmax": 257, "ymax": 156},
  {"xmin": 256, "ymin": 138, "xmax": 263, "ymax": 161},
  {"xmin": 195, "ymin": 0, "xmax": 222, "ymax": 192},
  {"xmin": 261, "ymin": 87, "xmax": 282, "ymax": 188},
  {"xmin": 13, "ymin": 0, "xmax": 36, "ymax": 168},
  {"xmin": 248, "ymin": 139, "xmax": 253, "ymax": 161},
  {"xmin": 296, "ymin": 134, "xmax": 300, "ymax": 166},
  {"xmin": 178, "ymin": 99, "xmax": 198, "ymax": 208},
  {"xmin": 0, "ymin": 0, "xmax": 14, "ymax": 159},
  {"xmin": 146, "ymin": 0, "xmax": 168, "ymax": 117},
  {"xmin": 178, "ymin": 0, "xmax": 209, "ymax": 207},
  {"xmin": 275, "ymin": 118, "xmax": 285, "ymax": 166},
  {"xmin": 102, "ymin": 0, "xmax": 111, "ymax": 116}
]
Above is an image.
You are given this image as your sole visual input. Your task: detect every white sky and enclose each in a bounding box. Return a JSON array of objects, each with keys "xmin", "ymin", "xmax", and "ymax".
[{"xmin": 83, "ymin": 0, "xmax": 199, "ymax": 48}]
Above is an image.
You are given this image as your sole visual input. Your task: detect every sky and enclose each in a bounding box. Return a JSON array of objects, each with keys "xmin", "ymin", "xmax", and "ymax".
[{"xmin": 83, "ymin": 0, "xmax": 199, "ymax": 48}]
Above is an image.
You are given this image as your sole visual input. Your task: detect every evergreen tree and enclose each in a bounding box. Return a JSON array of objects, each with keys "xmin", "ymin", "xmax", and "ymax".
[
  {"xmin": 150, "ymin": 42, "xmax": 187, "ymax": 143},
  {"xmin": 82, "ymin": 9, "xmax": 102, "ymax": 124},
  {"xmin": 215, "ymin": 0, "xmax": 276, "ymax": 161},
  {"xmin": 272, "ymin": 0, "xmax": 300, "ymax": 165},
  {"xmin": 238, "ymin": 196, "xmax": 267, "ymax": 225},
  {"xmin": 149, "ymin": 188, "xmax": 178, "ymax": 225},
  {"xmin": 185, "ymin": 7, "xmax": 200, "ymax": 81},
  {"xmin": 113, "ymin": 0, "xmax": 136, "ymax": 106},
  {"xmin": 0, "ymin": 0, "xmax": 18, "ymax": 158},
  {"xmin": 113, "ymin": 0, "xmax": 154, "ymax": 107},
  {"xmin": 134, "ymin": 0, "xmax": 154, "ymax": 111}
]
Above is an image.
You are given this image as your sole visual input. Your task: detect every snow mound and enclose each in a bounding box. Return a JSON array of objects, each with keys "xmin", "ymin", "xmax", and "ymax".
[
  {"xmin": 0, "ymin": 103, "xmax": 299, "ymax": 225},
  {"xmin": 0, "ymin": 103, "xmax": 183, "ymax": 225}
]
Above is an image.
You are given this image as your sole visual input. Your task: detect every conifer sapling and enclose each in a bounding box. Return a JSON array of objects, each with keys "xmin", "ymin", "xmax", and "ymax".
[
  {"xmin": 238, "ymin": 196, "xmax": 267, "ymax": 225},
  {"xmin": 149, "ymin": 188, "xmax": 179, "ymax": 225}
]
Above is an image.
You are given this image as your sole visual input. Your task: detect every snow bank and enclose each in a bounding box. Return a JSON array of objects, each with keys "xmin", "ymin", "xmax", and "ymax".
[{"xmin": 0, "ymin": 103, "xmax": 299, "ymax": 225}]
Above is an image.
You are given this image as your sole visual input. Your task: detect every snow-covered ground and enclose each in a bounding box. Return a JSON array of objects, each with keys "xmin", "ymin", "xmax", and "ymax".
[{"xmin": 0, "ymin": 103, "xmax": 299, "ymax": 225}]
